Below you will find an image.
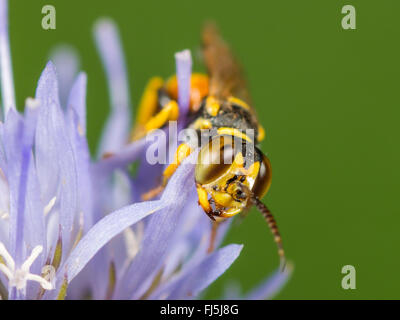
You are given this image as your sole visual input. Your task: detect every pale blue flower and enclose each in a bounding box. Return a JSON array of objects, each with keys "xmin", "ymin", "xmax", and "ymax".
[{"xmin": 0, "ymin": 0, "xmax": 291, "ymax": 300}]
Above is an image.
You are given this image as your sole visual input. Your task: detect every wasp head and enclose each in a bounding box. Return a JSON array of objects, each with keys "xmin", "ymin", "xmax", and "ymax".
[{"xmin": 195, "ymin": 134, "xmax": 271, "ymax": 219}]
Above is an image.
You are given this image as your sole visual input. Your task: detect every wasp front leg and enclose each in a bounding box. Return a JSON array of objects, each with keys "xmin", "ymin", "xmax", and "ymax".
[
  {"xmin": 196, "ymin": 185, "xmax": 246, "ymax": 252},
  {"xmin": 131, "ymin": 77, "xmax": 179, "ymax": 141},
  {"xmin": 142, "ymin": 143, "xmax": 192, "ymax": 200},
  {"xmin": 196, "ymin": 185, "xmax": 220, "ymax": 253},
  {"xmin": 196, "ymin": 184, "xmax": 215, "ymax": 220},
  {"xmin": 142, "ymin": 100, "xmax": 179, "ymax": 134}
]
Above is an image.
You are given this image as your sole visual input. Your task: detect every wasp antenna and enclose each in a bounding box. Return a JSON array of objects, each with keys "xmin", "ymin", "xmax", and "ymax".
[{"xmin": 250, "ymin": 194, "xmax": 287, "ymax": 273}]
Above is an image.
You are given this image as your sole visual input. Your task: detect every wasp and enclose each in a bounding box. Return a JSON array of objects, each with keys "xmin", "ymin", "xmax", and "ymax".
[{"xmin": 131, "ymin": 24, "xmax": 286, "ymax": 269}]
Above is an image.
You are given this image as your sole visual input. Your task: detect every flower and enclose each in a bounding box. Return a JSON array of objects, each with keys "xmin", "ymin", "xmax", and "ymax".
[
  {"xmin": 65, "ymin": 18, "xmax": 293, "ymax": 300},
  {"xmin": 0, "ymin": 0, "xmax": 291, "ymax": 300}
]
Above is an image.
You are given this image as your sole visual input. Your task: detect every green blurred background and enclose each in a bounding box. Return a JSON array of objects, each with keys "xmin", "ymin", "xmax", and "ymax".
[{"xmin": 8, "ymin": 0, "xmax": 400, "ymax": 299}]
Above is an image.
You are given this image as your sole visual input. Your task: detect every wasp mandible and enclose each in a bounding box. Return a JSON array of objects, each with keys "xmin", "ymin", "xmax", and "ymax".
[{"xmin": 131, "ymin": 24, "xmax": 286, "ymax": 269}]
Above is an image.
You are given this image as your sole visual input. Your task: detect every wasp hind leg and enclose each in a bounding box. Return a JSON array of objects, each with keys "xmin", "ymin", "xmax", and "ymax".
[{"xmin": 142, "ymin": 143, "xmax": 192, "ymax": 200}]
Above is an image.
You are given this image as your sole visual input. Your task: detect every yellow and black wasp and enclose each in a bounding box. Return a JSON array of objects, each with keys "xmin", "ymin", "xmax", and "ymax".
[{"xmin": 131, "ymin": 24, "xmax": 286, "ymax": 269}]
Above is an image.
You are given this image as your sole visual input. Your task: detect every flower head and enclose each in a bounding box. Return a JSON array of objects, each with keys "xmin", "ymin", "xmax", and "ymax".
[{"xmin": 0, "ymin": 0, "xmax": 291, "ymax": 300}]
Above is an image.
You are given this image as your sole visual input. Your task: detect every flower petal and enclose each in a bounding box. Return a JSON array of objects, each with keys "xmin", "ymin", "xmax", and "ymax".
[
  {"xmin": 67, "ymin": 72, "xmax": 87, "ymax": 135},
  {"xmin": 115, "ymin": 154, "xmax": 197, "ymax": 299},
  {"xmin": 2, "ymin": 102, "xmax": 44, "ymax": 274},
  {"xmin": 61, "ymin": 147, "xmax": 197, "ymax": 288},
  {"xmin": 94, "ymin": 18, "xmax": 131, "ymax": 156},
  {"xmin": 2, "ymin": 109, "xmax": 24, "ymax": 259},
  {"xmin": 160, "ymin": 191, "xmax": 207, "ymax": 279},
  {"xmin": 151, "ymin": 244, "xmax": 243, "ymax": 299},
  {"xmin": 64, "ymin": 200, "xmax": 163, "ymax": 283},
  {"xmin": 35, "ymin": 61, "xmax": 78, "ymax": 253},
  {"xmin": 20, "ymin": 101, "xmax": 46, "ymax": 266},
  {"xmin": 50, "ymin": 45, "xmax": 80, "ymax": 107},
  {"xmin": 0, "ymin": 0, "xmax": 16, "ymax": 115},
  {"xmin": 175, "ymin": 50, "xmax": 192, "ymax": 117},
  {"xmin": 0, "ymin": 121, "xmax": 6, "ymax": 172},
  {"xmin": 92, "ymin": 138, "xmax": 147, "ymax": 174},
  {"xmin": 245, "ymin": 266, "xmax": 292, "ymax": 300},
  {"xmin": 66, "ymin": 73, "xmax": 94, "ymax": 231}
]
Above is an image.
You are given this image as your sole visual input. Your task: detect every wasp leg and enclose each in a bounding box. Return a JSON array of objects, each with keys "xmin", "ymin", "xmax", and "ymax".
[
  {"xmin": 144, "ymin": 100, "xmax": 179, "ymax": 133},
  {"xmin": 130, "ymin": 77, "xmax": 164, "ymax": 141},
  {"xmin": 133, "ymin": 100, "xmax": 179, "ymax": 141},
  {"xmin": 206, "ymin": 207, "xmax": 243, "ymax": 253},
  {"xmin": 257, "ymin": 124, "xmax": 265, "ymax": 142},
  {"xmin": 191, "ymin": 118, "xmax": 213, "ymax": 130},
  {"xmin": 196, "ymin": 184, "xmax": 214, "ymax": 220},
  {"xmin": 142, "ymin": 143, "xmax": 192, "ymax": 200},
  {"xmin": 140, "ymin": 185, "xmax": 165, "ymax": 201},
  {"xmin": 218, "ymin": 207, "xmax": 242, "ymax": 218},
  {"xmin": 196, "ymin": 185, "xmax": 220, "ymax": 252},
  {"xmin": 207, "ymin": 220, "xmax": 220, "ymax": 253}
]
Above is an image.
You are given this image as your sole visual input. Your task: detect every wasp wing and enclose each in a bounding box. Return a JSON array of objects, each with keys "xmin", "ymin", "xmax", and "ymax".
[{"xmin": 202, "ymin": 23, "xmax": 251, "ymax": 104}]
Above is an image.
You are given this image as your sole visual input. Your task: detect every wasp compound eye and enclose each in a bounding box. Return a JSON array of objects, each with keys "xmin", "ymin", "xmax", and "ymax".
[
  {"xmin": 195, "ymin": 135, "xmax": 237, "ymax": 185},
  {"xmin": 252, "ymin": 151, "xmax": 272, "ymax": 200}
]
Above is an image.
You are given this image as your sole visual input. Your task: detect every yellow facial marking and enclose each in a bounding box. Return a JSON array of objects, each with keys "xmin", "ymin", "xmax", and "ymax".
[
  {"xmin": 212, "ymin": 191, "xmax": 234, "ymax": 207},
  {"xmin": 198, "ymin": 152, "xmax": 259, "ymax": 217},
  {"xmin": 219, "ymin": 207, "xmax": 242, "ymax": 218},
  {"xmin": 232, "ymin": 152, "xmax": 244, "ymax": 167}
]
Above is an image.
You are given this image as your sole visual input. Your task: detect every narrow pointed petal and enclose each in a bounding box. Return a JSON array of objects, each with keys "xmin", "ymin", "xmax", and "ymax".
[
  {"xmin": 151, "ymin": 244, "xmax": 243, "ymax": 299},
  {"xmin": 94, "ymin": 18, "xmax": 131, "ymax": 156},
  {"xmin": 63, "ymin": 200, "xmax": 163, "ymax": 284},
  {"xmin": 0, "ymin": 121, "xmax": 6, "ymax": 172},
  {"xmin": 0, "ymin": 175, "xmax": 9, "ymax": 246},
  {"xmin": 0, "ymin": 0, "xmax": 16, "ymax": 116},
  {"xmin": 66, "ymin": 74, "xmax": 93, "ymax": 231},
  {"xmin": 245, "ymin": 266, "xmax": 292, "ymax": 300},
  {"xmin": 111, "ymin": 154, "xmax": 197, "ymax": 299},
  {"xmin": 161, "ymin": 193, "xmax": 206, "ymax": 279},
  {"xmin": 35, "ymin": 61, "xmax": 78, "ymax": 252},
  {"xmin": 3, "ymin": 109, "xmax": 24, "ymax": 260},
  {"xmin": 50, "ymin": 45, "xmax": 80, "ymax": 107},
  {"xmin": 67, "ymin": 72, "xmax": 87, "ymax": 135},
  {"xmin": 92, "ymin": 138, "xmax": 147, "ymax": 174},
  {"xmin": 61, "ymin": 141, "xmax": 197, "ymax": 289},
  {"xmin": 2, "ymin": 103, "xmax": 44, "ymax": 297},
  {"xmin": 222, "ymin": 281, "xmax": 242, "ymax": 300},
  {"xmin": 175, "ymin": 50, "xmax": 192, "ymax": 117},
  {"xmin": 20, "ymin": 100, "xmax": 46, "ymax": 268}
]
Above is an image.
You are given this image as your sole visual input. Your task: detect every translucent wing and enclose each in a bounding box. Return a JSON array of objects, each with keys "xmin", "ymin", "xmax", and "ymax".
[{"xmin": 202, "ymin": 23, "xmax": 251, "ymax": 104}]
